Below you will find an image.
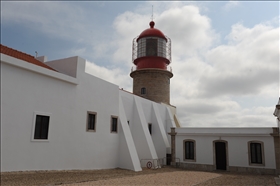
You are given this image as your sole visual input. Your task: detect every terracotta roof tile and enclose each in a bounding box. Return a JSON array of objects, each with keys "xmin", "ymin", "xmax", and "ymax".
[{"xmin": 0, "ymin": 44, "xmax": 56, "ymax": 71}]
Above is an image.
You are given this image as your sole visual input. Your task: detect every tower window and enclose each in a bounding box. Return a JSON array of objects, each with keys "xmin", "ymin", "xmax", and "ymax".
[{"xmin": 141, "ymin": 87, "xmax": 146, "ymax": 95}]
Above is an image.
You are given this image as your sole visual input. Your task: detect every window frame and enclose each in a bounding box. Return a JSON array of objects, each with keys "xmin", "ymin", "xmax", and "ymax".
[
  {"xmin": 248, "ymin": 141, "xmax": 265, "ymax": 166},
  {"xmin": 111, "ymin": 116, "xmax": 118, "ymax": 133},
  {"xmin": 87, "ymin": 111, "xmax": 97, "ymax": 132},
  {"xmin": 183, "ymin": 139, "xmax": 196, "ymax": 162},
  {"xmin": 31, "ymin": 112, "xmax": 51, "ymax": 142},
  {"xmin": 141, "ymin": 87, "xmax": 146, "ymax": 95}
]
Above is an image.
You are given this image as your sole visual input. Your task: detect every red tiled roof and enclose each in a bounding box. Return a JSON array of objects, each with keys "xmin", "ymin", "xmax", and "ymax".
[{"xmin": 0, "ymin": 44, "xmax": 56, "ymax": 71}]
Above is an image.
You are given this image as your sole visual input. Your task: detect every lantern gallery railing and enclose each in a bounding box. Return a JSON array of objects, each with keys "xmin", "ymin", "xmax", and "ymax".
[{"xmin": 131, "ymin": 65, "xmax": 172, "ymax": 72}]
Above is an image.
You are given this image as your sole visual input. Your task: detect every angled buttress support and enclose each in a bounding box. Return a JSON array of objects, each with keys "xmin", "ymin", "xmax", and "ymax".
[{"xmin": 118, "ymin": 96, "xmax": 142, "ymax": 171}]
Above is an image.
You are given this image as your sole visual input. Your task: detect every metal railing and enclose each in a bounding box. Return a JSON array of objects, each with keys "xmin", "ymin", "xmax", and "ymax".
[{"xmin": 130, "ymin": 65, "xmax": 172, "ymax": 73}]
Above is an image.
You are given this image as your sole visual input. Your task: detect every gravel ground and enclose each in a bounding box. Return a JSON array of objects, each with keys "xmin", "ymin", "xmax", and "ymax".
[{"xmin": 1, "ymin": 167, "xmax": 276, "ymax": 186}]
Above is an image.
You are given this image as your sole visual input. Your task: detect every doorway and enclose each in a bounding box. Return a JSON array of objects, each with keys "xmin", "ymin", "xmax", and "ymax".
[
  {"xmin": 215, "ymin": 141, "xmax": 227, "ymax": 170},
  {"xmin": 166, "ymin": 154, "xmax": 171, "ymax": 165}
]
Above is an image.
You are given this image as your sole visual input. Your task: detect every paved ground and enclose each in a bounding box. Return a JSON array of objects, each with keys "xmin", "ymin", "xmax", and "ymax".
[{"xmin": 1, "ymin": 167, "xmax": 277, "ymax": 186}]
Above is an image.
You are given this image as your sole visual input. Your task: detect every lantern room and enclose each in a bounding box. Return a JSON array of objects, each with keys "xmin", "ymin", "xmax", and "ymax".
[{"xmin": 132, "ymin": 21, "xmax": 171, "ymax": 70}]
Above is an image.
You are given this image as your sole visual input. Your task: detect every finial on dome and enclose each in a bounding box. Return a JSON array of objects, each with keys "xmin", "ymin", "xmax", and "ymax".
[{"xmin": 149, "ymin": 21, "xmax": 155, "ymax": 28}]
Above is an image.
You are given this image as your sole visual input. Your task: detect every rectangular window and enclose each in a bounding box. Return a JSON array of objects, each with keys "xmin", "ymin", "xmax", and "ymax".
[
  {"xmin": 185, "ymin": 141, "xmax": 195, "ymax": 160},
  {"xmin": 111, "ymin": 116, "xmax": 118, "ymax": 133},
  {"xmin": 148, "ymin": 123, "xmax": 152, "ymax": 135},
  {"xmin": 250, "ymin": 143, "xmax": 262, "ymax": 164},
  {"xmin": 146, "ymin": 38, "xmax": 158, "ymax": 56},
  {"xmin": 34, "ymin": 115, "xmax": 50, "ymax": 139},
  {"xmin": 87, "ymin": 112, "xmax": 96, "ymax": 131},
  {"xmin": 141, "ymin": 87, "xmax": 146, "ymax": 95}
]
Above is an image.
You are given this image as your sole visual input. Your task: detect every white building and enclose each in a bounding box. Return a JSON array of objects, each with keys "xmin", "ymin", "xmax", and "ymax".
[{"xmin": 1, "ymin": 21, "xmax": 279, "ymax": 174}]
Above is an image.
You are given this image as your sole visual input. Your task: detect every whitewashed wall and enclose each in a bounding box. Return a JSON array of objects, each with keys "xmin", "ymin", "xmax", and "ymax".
[
  {"xmin": 175, "ymin": 127, "xmax": 276, "ymax": 169},
  {"xmin": 1, "ymin": 55, "xmax": 120, "ymax": 171},
  {"xmin": 1, "ymin": 53, "xmax": 177, "ymax": 172}
]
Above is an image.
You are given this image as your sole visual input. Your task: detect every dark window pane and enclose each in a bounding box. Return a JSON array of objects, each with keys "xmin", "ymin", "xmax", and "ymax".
[
  {"xmin": 141, "ymin": 88, "xmax": 146, "ymax": 94},
  {"xmin": 34, "ymin": 116, "xmax": 42, "ymax": 139},
  {"xmin": 34, "ymin": 115, "xmax": 49, "ymax": 139},
  {"xmin": 148, "ymin": 124, "xmax": 152, "ymax": 134},
  {"xmin": 185, "ymin": 141, "xmax": 194, "ymax": 160},
  {"xmin": 112, "ymin": 117, "xmax": 118, "ymax": 132},
  {"xmin": 146, "ymin": 38, "xmax": 157, "ymax": 56},
  {"xmin": 88, "ymin": 114, "xmax": 95, "ymax": 130},
  {"xmin": 250, "ymin": 143, "xmax": 262, "ymax": 164}
]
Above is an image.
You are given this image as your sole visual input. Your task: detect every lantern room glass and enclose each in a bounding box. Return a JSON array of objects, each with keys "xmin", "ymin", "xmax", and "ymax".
[{"xmin": 137, "ymin": 37, "xmax": 166, "ymax": 58}]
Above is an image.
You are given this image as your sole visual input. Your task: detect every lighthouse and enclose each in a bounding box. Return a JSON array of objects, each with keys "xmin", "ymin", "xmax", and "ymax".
[{"xmin": 130, "ymin": 21, "xmax": 173, "ymax": 104}]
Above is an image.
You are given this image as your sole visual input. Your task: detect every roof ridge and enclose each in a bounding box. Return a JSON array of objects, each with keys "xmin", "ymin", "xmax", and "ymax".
[
  {"xmin": 0, "ymin": 44, "xmax": 35, "ymax": 59},
  {"xmin": 0, "ymin": 44, "xmax": 57, "ymax": 71}
]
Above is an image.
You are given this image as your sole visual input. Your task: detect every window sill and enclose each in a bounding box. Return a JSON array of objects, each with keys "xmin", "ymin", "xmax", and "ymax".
[
  {"xmin": 249, "ymin": 163, "xmax": 265, "ymax": 167},
  {"xmin": 86, "ymin": 130, "xmax": 96, "ymax": 132},
  {"xmin": 183, "ymin": 159, "xmax": 196, "ymax": 162},
  {"xmin": 31, "ymin": 139, "xmax": 49, "ymax": 142}
]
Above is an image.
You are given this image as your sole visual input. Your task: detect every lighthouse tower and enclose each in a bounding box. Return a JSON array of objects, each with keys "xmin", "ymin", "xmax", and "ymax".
[{"xmin": 130, "ymin": 21, "xmax": 173, "ymax": 104}]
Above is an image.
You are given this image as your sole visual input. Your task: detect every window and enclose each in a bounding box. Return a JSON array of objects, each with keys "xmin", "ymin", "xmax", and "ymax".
[
  {"xmin": 111, "ymin": 116, "xmax": 118, "ymax": 133},
  {"xmin": 137, "ymin": 38, "xmax": 146, "ymax": 58},
  {"xmin": 146, "ymin": 38, "xmax": 158, "ymax": 56},
  {"xmin": 157, "ymin": 38, "xmax": 167, "ymax": 58},
  {"xmin": 248, "ymin": 141, "xmax": 264, "ymax": 166},
  {"xmin": 184, "ymin": 140, "xmax": 196, "ymax": 161},
  {"xmin": 141, "ymin": 87, "xmax": 146, "ymax": 95},
  {"xmin": 137, "ymin": 37, "xmax": 166, "ymax": 58},
  {"xmin": 148, "ymin": 123, "xmax": 152, "ymax": 135},
  {"xmin": 87, "ymin": 112, "xmax": 96, "ymax": 131},
  {"xmin": 34, "ymin": 115, "xmax": 50, "ymax": 140}
]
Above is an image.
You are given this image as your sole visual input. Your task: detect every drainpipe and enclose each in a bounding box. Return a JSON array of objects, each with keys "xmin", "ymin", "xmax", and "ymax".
[
  {"xmin": 168, "ymin": 127, "xmax": 177, "ymax": 166},
  {"xmin": 273, "ymin": 102, "xmax": 280, "ymax": 174}
]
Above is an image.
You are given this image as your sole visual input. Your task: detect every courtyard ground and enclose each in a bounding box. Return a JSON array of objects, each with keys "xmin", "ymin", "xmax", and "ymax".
[{"xmin": 1, "ymin": 167, "xmax": 276, "ymax": 186}]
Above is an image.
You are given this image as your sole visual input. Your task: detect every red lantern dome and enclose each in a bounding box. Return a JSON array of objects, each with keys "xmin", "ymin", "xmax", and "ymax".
[
  {"xmin": 137, "ymin": 21, "xmax": 167, "ymax": 42},
  {"xmin": 132, "ymin": 21, "xmax": 171, "ymax": 70}
]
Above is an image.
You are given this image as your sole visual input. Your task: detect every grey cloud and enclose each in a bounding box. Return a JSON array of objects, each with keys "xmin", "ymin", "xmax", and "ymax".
[{"xmin": 197, "ymin": 69, "xmax": 278, "ymax": 98}]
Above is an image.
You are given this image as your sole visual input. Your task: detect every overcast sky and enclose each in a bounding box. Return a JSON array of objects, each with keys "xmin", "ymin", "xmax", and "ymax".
[{"xmin": 1, "ymin": 1, "xmax": 279, "ymax": 127}]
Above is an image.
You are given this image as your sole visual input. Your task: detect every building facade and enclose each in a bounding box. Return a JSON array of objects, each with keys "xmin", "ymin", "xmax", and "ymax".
[{"xmin": 1, "ymin": 21, "xmax": 279, "ymax": 174}]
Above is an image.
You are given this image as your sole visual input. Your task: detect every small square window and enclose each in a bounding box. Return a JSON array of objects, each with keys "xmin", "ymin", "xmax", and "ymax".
[
  {"xmin": 34, "ymin": 115, "xmax": 50, "ymax": 140},
  {"xmin": 87, "ymin": 112, "xmax": 96, "ymax": 131},
  {"xmin": 111, "ymin": 116, "xmax": 118, "ymax": 133}
]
